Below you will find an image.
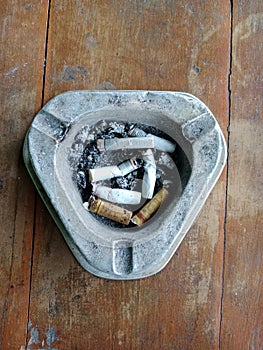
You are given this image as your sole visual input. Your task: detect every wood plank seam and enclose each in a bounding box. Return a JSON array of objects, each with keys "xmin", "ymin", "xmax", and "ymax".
[
  {"xmin": 0, "ymin": 183, "xmax": 19, "ymax": 347},
  {"xmin": 41, "ymin": 0, "xmax": 52, "ymax": 106},
  {"xmin": 24, "ymin": 1, "xmax": 52, "ymax": 348},
  {"xmin": 25, "ymin": 193, "xmax": 38, "ymax": 350},
  {"xmin": 219, "ymin": 0, "xmax": 233, "ymax": 348}
]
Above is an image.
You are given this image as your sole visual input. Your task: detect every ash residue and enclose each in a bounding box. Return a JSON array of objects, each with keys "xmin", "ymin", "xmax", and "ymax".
[{"xmin": 71, "ymin": 120, "xmax": 186, "ymax": 228}]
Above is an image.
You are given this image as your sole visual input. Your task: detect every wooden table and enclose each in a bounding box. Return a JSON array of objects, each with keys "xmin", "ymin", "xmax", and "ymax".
[{"xmin": 1, "ymin": 1, "xmax": 262, "ymax": 349}]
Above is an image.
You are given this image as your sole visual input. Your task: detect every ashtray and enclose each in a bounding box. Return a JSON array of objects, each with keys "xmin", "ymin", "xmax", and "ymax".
[{"xmin": 23, "ymin": 90, "xmax": 226, "ymax": 279}]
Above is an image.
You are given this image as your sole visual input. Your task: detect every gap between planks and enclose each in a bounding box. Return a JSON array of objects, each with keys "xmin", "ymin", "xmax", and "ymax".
[
  {"xmin": 218, "ymin": 0, "xmax": 233, "ymax": 348},
  {"xmin": 25, "ymin": 1, "xmax": 52, "ymax": 348}
]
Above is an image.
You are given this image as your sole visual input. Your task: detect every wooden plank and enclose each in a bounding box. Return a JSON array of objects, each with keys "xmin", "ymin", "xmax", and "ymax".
[
  {"xmin": 27, "ymin": 1, "xmax": 230, "ymax": 349},
  {"xmin": 220, "ymin": 1, "xmax": 263, "ymax": 349},
  {"xmin": 0, "ymin": 1, "xmax": 49, "ymax": 348}
]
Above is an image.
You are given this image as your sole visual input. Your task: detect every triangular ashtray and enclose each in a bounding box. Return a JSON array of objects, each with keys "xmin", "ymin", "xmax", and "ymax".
[{"xmin": 24, "ymin": 90, "xmax": 226, "ymax": 279}]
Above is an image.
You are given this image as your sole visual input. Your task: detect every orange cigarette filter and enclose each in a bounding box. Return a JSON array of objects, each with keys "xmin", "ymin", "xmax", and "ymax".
[
  {"xmin": 87, "ymin": 197, "xmax": 132, "ymax": 225},
  {"xmin": 131, "ymin": 188, "xmax": 169, "ymax": 226}
]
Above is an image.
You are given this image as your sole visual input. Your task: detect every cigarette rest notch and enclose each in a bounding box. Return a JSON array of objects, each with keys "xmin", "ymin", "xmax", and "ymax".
[{"xmin": 113, "ymin": 241, "xmax": 133, "ymax": 275}]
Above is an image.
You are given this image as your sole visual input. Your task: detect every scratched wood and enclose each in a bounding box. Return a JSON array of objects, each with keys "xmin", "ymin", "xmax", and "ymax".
[
  {"xmin": 220, "ymin": 2, "xmax": 263, "ymax": 349},
  {"xmin": 24, "ymin": 1, "xmax": 230, "ymax": 349},
  {"xmin": 0, "ymin": 1, "xmax": 49, "ymax": 349}
]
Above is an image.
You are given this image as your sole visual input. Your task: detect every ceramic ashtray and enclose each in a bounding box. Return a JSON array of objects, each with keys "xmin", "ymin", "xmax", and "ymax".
[{"xmin": 23, "ymin": 90, "xmax": 226, "ymax": 279}]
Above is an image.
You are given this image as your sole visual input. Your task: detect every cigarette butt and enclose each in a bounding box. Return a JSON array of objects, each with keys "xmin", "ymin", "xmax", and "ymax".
[
  {"xmin": 128, "ymin": 125, "xmax": 176, "ymax": 153},
  {"xmin": 118, "ymin": 158, "xmax": 142, "ymax": 176},
  {"xmin": 84, "ymin": 197, "xmax": 132, "ymax": 225},
  {"xmin": 93, "ymin": 185, "xmax": 141, "ymax": 204},
  {"xmin": 142, "ymin": 149, "xmax": 156, "ymax": 199},
  {"xmin": 89, "ymin": 158, "xmax": 142, "ymax": 182},
  {"xmin": 89, "ymin": 166, "xmax": 121, "ymax": 182},
  {"xmin": 131, "ymin": 188, "xmax": 168, "ymax": 226},
  {"xmin": 97, "ymin": 136, "xmax": 155, "ymax": 151}
]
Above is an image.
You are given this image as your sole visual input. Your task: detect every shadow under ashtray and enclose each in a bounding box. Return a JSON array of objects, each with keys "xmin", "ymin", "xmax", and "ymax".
[{"xmin": 24, "ymin": 90, "xmax": 226, "ymax": 279}]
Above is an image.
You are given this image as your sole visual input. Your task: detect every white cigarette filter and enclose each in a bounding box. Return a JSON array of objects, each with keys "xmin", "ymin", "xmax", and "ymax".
[
  {"xmin": 89, "ymin": 158, "xmax": 142, "ymax": 182},
  {"xmin": 93, "ymin": 185, "xmax": 141, "ymax": 204},
  {"xmin": 142, "ymin": 149, "xmax": 156, "ymax": 199},
  {"xmin": 97, "ymin": 136, "xmax": 155, "ymax": 151},
  {"xmin": 153, "ymin": 135, "xmax": 175, "ymax": 153},
  {"xmin": 89, "ymin": 165, "xmax": 122, "ymax": 182},
  {"xmin": 128, "ymin": 125, "xmax": 176, "ymax": 153}
]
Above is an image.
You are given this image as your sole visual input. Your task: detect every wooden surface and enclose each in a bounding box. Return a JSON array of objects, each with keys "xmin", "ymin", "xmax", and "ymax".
[{"xmin": 0, "ymin": 1, "xmax": 262, "ymax": 349}]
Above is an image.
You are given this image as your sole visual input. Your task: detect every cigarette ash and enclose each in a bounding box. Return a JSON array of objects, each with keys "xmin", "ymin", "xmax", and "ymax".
[{"xmin": 73, "ymin": 120, "xmax": 183, "ymax": 228}]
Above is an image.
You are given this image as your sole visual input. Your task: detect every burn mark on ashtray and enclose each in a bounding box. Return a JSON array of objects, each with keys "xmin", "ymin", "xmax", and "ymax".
[{"xmin": 73, "ymin": 121, "xmax": 190, "ymax": 228}]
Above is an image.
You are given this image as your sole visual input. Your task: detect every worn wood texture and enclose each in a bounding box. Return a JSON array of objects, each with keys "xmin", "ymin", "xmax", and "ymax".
[
  {"xmin": 1, "ymin": 0, "xmax": 262, "ymax": 349},
  {"xmin": 220, "ymin": 1, "xmax": 263, "ymax": 349},
  {"xmin": 26, "ymin": 1, "xmax": 230, "ymax": 350},
  {"xmin": 0, "ymin": 1, "xmax": 49, "ymax": 349}
]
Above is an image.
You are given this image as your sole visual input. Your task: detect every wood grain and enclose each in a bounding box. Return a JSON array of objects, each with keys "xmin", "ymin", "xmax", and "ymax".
[
  {"xmin": 1, "ymin": 0, "xmax": 262, "ymax": 348},
  {"xmin": 26, "ymin": 1, "xmax": 230, "ymax": 349},
  {"xmin": 220, "ymin": 1, "xmax": 263, "ymax": 349},
  {"xmin": 0, "ymin": 1, "xmax": 49, "ymax": 348}
]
